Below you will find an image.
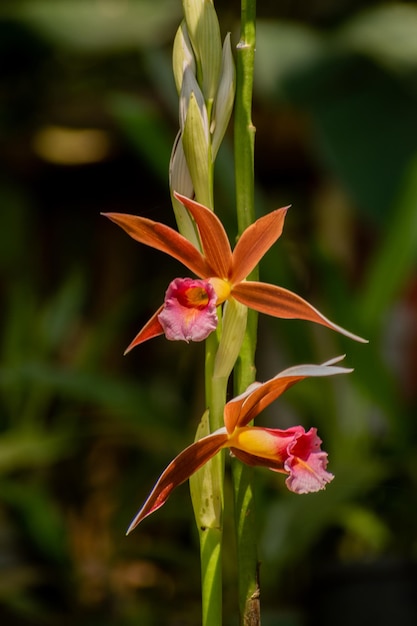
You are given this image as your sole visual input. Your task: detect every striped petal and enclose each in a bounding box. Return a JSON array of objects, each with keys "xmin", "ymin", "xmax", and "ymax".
[
  {"xmin": 224, "ymin": 358, "xmax": 352, "ymax": 432},
  {"xmin": 232, "ymin": 281, "xmax": 367, "ymax": 343},
  {"xmin": 102, "ymin": 212, "xmax": 210, "ymax": 278},
  {"xmin": 124, "ymin": 306, "xmax": 165, "ymax": 354},
  {"xmin": 230, "ymin": 207, "xmax": 289, "ymax": 283},
  {"xmin": 173, "ymin": 192, "xmax": 232, "ymax": 278},
  {"xmin": 126, "ymin": 431, "xmax": 228, "ymax": 533}
]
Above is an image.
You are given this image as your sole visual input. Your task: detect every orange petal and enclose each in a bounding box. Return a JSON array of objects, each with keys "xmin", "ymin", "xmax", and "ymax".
[
  {"xmin": 231, "ymin": 207, "xmax": 289, "ymax": 283},
  {"xmin": 102, "ymin": 212, "xmax": 210, "ymax": 278},
  {"xmin": 174, "ymin": 192, "xmax": 232, "ymax": 278},
  {"xmin": 224, "ymin": 358, "xmax": 352, "ymax": 432},
  {"xmin": 124, "ymin": 306, "xmax": 165, "ymax": 354},
  {"xmin": 224, "ymin": 373, "xmax": 309, "ymax": 433},
  {"xmin": 232, "ymin": 281, "xmax": 367, "ymax": 343},
  {"xmin": 126, "ymin": 431, "xmax": 228, "ymax": 533}
]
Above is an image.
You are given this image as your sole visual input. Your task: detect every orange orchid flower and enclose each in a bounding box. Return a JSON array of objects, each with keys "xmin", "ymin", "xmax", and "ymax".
[
  {"xmin": 126, "ymin": 356, "xmax": 351, "ymax": 534},
  {"xmin": 103, "ymin": 193, "xmax": 366, "ymax": 352}
]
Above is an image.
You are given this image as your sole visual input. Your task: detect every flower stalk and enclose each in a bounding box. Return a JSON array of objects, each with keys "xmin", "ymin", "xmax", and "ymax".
[
  {"xmin": 198, "ymin": 328, "xmax": 227, "ymax": 626},
  {"xmin": 233, "ymin": 1, "xmax": 260, "ymax": 623},
  {"xmin": 172, "ymin": 4, "xmax": 237, "ymax": 624}
]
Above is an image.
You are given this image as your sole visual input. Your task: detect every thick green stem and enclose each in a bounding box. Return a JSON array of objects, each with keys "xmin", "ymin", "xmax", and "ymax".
[
  {"xmin": 235, "ymin": 0, "xmax": 256, "ymax": 235},
  {"xmin": 233, "ymin": 1, "xmax": 260, "ymax": 625},
  {"xmin": 197, "ymin": 329, "xmax": 227, "ymax": 626},
  {"xmin": 200, "ymin": 525, "xmax": 223, "ymax": 626}
]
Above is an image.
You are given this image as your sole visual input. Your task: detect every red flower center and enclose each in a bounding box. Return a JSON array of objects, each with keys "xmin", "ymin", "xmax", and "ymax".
[{"xmin": 177, "ymin": 285, "xmax": 210, "ymax": 309}]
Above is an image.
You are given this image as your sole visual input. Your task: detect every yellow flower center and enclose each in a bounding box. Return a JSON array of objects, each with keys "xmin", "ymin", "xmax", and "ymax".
[
  {"xmin": 231, "ymin": 428, "xmax": 280, "ymax": 460},
  {"xmin": 208, "ymin": 277, "xmax": 231, "ymax": 305}
]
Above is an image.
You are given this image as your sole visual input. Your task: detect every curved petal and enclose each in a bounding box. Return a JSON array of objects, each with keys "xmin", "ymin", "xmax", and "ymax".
[
  {"xmin": 174, "ymin": 192, "xmax": 232, "ymax": 278},
  {"xmin": 126, "ymin": 432, "xmax": 228, "ymax": 533},
  {"xmin": 224, "ymin": 359, "xmax": 352, "ymax": 432},
  {"xmin": 230, "ymin": 207, "xmax": 289, "ymax": 283},
  {"xmin": 102, "ymin": 212, "xmax": 210, "ymax": 278},
  {"xmin": 223, "ymin": 382, "xmax": 262, "ymax": 434},
  {"xmin": 124, "ymin": 306, "xmax": 165, "ymax": 354},
  {"xmin": 232, "ymin": 281, "xmax": 368, "ymax": 343}
]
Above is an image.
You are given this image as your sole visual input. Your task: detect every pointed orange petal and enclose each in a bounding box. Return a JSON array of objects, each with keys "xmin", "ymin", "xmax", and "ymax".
[
  {"xmin": 224, "ymin": 375, "xmax": 306, "ymax": 433},
  {"xmin": 231, "ymin": 207, "xmax": 289, "ymax": 283},
  {"xmin": 223, "ymin": 381, "xmax": 262, "ymax": 433},
  {"xmin": 126, "ymin": 432, "xmax": 228, "ymax": 533},
  {"xmin": 174, "ymin": 192, "xmax": 232, "ymax": 278},
  {"xmin": 232, "ymin": 281, "xmax": 368, "ymax": 343},
  {"xmin": 224, "ymin": 359, "xmax": 352, "ymax": 432},
  {"xmin": 102, "ymin": 212, "xmax": 210, "ymax": 278},
  {"xmin": 124, "ymin": 306, "xmax": 165, "ymax": 354}
]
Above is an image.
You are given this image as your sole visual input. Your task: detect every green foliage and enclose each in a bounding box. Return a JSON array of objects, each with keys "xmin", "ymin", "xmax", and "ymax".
[{"xmin": 3, "ymin": 0, "xmax": 181, "ymax": 51}]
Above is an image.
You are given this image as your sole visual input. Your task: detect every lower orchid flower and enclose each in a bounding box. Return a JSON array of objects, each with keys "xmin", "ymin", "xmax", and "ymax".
[{"xmin": 126, "ymin": 356, "xmax": 351, "ymax": 534}]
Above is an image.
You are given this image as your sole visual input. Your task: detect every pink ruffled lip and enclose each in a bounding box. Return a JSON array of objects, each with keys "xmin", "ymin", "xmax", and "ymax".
[
  {"xmin": 158, "ymin": 277, "xmax": 218, "ymax": 342},
  {"xmin": 284, "ymin": 427, "xmax": 334, "ymax": 493},
  {"xmin": 228, "ymin": 425, "xmax": 333, "ymax": 494}
]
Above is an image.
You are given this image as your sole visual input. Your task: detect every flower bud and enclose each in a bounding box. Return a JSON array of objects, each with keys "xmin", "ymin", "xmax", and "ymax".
[
  {"xmin": 182, "ymin": 0, "xmax": 222, "ymax": 103},
  {"xmin": 169, "ymin": 131, "xmax": 200, "ymax": 247},
  {"xmin": 211, "ymin": 33, "xmax": 235, "ymax": 159},
  {"xmin": 182, "ymin": 91, "xmax": 211, "ymax": 207},
  {"xmin": 172, "ymin": 21, "xmax": 196, "ymax": 95},
  {"xmin": 179, "ymin": 65, "xmax": 208, "ymax": 133}
]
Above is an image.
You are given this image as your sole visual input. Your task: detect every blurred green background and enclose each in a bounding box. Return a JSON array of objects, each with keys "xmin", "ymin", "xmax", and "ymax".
[{"xmin": 1, "ymin": 1, "xmax": 417, "ymax": 625}]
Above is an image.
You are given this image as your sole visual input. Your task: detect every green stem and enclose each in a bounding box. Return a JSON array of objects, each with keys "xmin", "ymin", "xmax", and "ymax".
[
  {"xmin": 233, "ymin": 1, "xmax": 260, "ymax": 625},
  {"xmin": 235, "ymin": 0, "xmax": 256, "ymax": 235},
  {"xmin": 197, "ymin": 329, "xmax": 227, "ymax": 626},
  {"xmin": 200, "ymin": 524, "xmax": 223, "ymax": 626}
]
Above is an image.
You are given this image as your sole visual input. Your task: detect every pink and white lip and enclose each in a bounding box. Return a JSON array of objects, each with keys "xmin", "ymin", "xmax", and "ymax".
[{"xmin": 158, "ymin": 277, "xmax": 218, "ymax": 342}]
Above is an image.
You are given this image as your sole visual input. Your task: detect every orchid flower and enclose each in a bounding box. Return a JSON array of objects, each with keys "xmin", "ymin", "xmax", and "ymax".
[
  {"xmin": 126, "ymin": 356, "xmax": 351, "ymax": 534},
  {"xmin": 103, "ymin": 193, "xmax": 366, "ymax": 353}
]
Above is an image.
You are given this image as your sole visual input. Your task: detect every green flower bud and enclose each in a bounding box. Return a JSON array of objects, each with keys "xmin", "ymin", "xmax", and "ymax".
[
  {"xmin": 211, "ymin": 33, "xmax": 235, "ymax": 160},
  {"xmin": 169, "ymin": 131, "xmax": 201, "ymax": 248},
  {"xmin": 189, "ymin": 409, "xmax": 223, "ymax": 529},
  {"xmin": 213, "ymin": 299, "xmax": 248, "ymax": 379},
  {"xmin": 170, "ymin": 131, "xmax": 194, "ymax": 198},
  {"xmin": 182, "ymin": 0, "xmax": 222, "ymax": 103},
  {"xmin": 179, "ymin": 65, "xmax": 208, "ymax": 133},
  {"xmin": 182, "ymin": 91, "xmax": 211, "ymax": 207},
  {"xmin": 172, "ymin": 21, "xmax": 196, "ymax": 95}
]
